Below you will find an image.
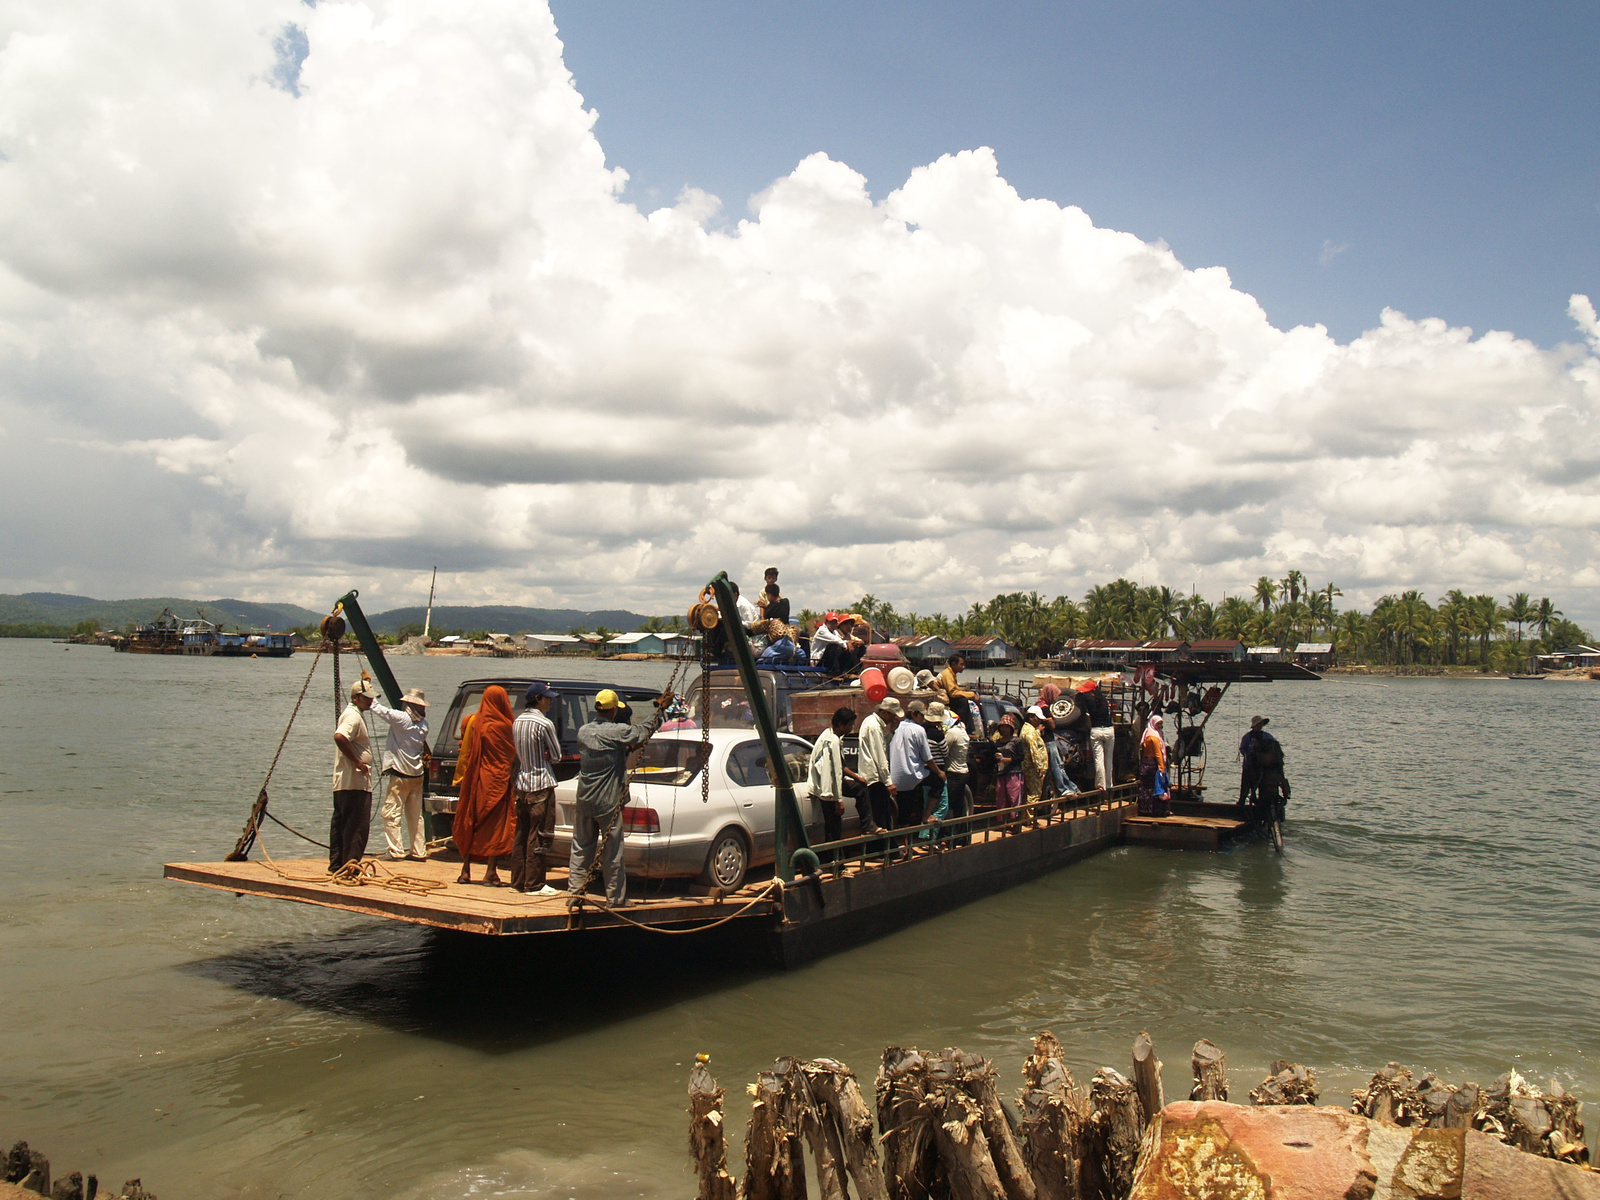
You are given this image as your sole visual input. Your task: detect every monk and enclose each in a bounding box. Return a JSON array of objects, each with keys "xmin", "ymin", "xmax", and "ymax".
[{"xmin": 451, "ymin": 685, "xmax": 518, "ymax": 885}]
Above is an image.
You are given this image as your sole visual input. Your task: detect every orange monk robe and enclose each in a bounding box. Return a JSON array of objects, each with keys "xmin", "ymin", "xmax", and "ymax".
[{"xmin": 451, "ymin": 686, "xmax": 518, "ymax": 861}]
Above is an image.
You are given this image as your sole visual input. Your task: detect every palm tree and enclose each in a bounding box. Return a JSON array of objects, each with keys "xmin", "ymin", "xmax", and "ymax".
[
  {"xmin": 1253, "ymin": 576, "xmax": 1278, "ymax": 614},
  {"xmin": 1470, "ymin": 595, "xmax": 1503, "ymax": 667},
  {"xmin": 1217, "ymin": 596, "xmax": 1255, "ymax": 641},
  {"xmin": 1501, "ymin": 593, "xmax": 1534, "ymax": 646},
  {"xmin": 1534, "ymin": 597, "xmax": 1562, "ymax": 644},
  {"xmin": 1280, "ymin": 570, "xmax": 1305, "ymax": 608}
]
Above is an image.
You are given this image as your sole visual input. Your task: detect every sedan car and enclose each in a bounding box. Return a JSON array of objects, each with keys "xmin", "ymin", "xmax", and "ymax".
[{"xmin": 550, "ymin": 728, "xmax": 854, "ymax": 890}]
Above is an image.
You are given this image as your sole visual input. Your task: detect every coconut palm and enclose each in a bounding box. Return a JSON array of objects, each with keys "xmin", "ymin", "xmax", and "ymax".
[
  {"xmin": 1501, "ymin": 593, "xmax": 1534, "ymax": 647},
  {"xmin": 1217, "ymin": 596, "xmax": 1255, "ymax": 641},
  {"xmin": 1534, "ymin": 597, "xmax": 1562, "ymax": 644},
  {"xmin": 1253, "ymin": 576, "xmax": 1278, "ymax": 614}
]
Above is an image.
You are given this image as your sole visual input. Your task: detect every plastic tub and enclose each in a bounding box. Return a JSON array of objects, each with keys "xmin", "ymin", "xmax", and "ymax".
[
  {"xmin": 887, "ymin": 666, "xmax": 915, "ymax": 695},
  {"xmin": 861, "ymin": 667, "xmax": 888, "ymax": 704}
]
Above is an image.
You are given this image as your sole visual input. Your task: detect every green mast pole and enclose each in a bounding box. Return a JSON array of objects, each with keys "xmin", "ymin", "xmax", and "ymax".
[
  {"xmin": 707, "ymin": 572, "xmax": 811, "ymax": 881},
  {"xmin": 333, "ymin": 589, "xmax": 403, "ymax": 707}
]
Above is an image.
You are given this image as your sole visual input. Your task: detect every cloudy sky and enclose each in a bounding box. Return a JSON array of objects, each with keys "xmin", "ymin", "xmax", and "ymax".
[{"xmin": 1, "ymin": 0, "xmax": 1597, "ymax": 622}]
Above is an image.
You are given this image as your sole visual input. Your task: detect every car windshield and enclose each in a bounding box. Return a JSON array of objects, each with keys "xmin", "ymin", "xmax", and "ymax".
[{"xmin": 627, "ymin": 740, "xmax": 708, "ymax": 786}]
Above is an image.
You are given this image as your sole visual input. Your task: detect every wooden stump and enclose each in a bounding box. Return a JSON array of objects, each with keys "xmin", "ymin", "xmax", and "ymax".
[
  {"xmin": 1089, "ymin": 1068, "xmax": 1142, "ymax": 1200},
  {"xmin": 1444, "ymin": 1082, "xmax": 1479, "ymax": 1131},
  {"xmin": 688, "ymin": 1061, "xmax": 739, "ymax": 1200},
  {"xmin": 744, "ymin": 1070, "xmax": 806, "ymax": 1200},
  {"xmin": 1188, "ymin": 1039, "xmax": 1227, "ymax": 1102},
  {"xmin": 1018, "ymin": 1032, "xmax": 1093, "ymax": 1200},
  {"xmin": 878, "ymin": 1048, "xmax": 939, "ymax": 1200},
  {"xmin": 1130, "ymin": 1033, "xmax": 1163, "ymax": 1129},
  {"xmin": 1247, "ymin": 1060, "xmax": 1319, "ymax": 1106},
  {"xmin": 806, "ymin": 1058, "xmax": 890, "ymax": 1200},
  {"xmin": 931, "ymin": 1052, "xmax": 1035, "ymax": 1200},
  {"xmin": 932, "ymin": 1089, "xmax": 1007, "ymax": 1200},
  {"xmin": 777, "ymin": 1057, "xmax": 850, "ymax": 1200}
]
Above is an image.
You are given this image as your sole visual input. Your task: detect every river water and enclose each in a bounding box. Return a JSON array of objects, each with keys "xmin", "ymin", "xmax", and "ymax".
[{"xmin": 1, "ymin": 638, "xmax": 1596, "ymax": 1197}]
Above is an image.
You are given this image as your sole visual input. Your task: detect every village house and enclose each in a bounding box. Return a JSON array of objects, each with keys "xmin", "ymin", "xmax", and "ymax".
[
  {"xmin": 950, "ymin": 634, "xmax": 1015, "ymax": 666},
  {"xmin": 1294, "ymin": 642, "xmax": 1335, "ymax": 670},
  {"xmin": 892, "ymin": 634, "xmax": 953, "ymax": 668}
]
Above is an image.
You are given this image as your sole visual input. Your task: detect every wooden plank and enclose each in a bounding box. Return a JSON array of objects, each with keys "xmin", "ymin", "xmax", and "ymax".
[
  {"xmin": 1122, "ymin": 814, "xmax": 1248, "ymax": 850},
  {"xmin": 163, "ymin": 857, "xmax": 779, "ymax": 935}
]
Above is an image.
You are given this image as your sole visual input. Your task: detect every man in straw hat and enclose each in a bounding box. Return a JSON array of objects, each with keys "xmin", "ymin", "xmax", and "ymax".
[
  {"xmin": 330, "ymin": 678, "xmax": 377, "ymax": 871},
  {"xmin": 1239, "ymin": 715, "xmax": 1289, "ymax": 809},
  {"xmin": 568, "ymin": 684, "xmax": 674, "ymax": 907},
  {"xmin": 370, "ymin": 686, "xmax": 431, "ymax": 862}
]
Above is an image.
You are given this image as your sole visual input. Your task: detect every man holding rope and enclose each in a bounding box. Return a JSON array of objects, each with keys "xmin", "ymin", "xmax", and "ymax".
[
  {"xmin": 567, "ymin": 685, "xmax": 674, "ymax": 908},
  {"xmin": 330, "ymin": 679, "xmax": 376, "ymax": 872}
]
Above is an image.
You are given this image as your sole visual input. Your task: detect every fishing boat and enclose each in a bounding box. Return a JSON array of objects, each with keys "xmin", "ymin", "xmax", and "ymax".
[
  {"xmin": 165, "ymin": 578, "xmax": 1318, "ymax": 966},
  {"xmin": 115, "ymin": 609, "xmax": 293, "ymax": 657}
]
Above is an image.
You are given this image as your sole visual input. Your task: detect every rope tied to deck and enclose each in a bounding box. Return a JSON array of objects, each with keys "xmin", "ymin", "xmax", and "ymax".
[{"xmin": 564, "ymin": 880, "xmax": 783, "ymax": 934}]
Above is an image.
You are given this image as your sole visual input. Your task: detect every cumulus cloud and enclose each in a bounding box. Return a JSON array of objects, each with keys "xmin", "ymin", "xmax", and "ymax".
[{"xmin": 1, "ymin": 0, "xmax": 1598, "ymax": 620}]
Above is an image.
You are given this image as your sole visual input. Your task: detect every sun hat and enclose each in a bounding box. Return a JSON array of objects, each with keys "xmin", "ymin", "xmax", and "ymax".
[
  {"xmin": 878, "ymin": 696, "xmax": 904, "ymax": 717},
  {"xmin": 907, "ymin": 700, "xmax": 926, "ymax": 716},
  {"xmin": 926, "ymin": 701, "xmax": 947, "ymax": 721},
  {"xmin": 1026, "ymin": 705, "xmax": 1046, "ymax": 720},
  {"xmin": 524, "ymin": 681, "xmax": 553, "ymax": 704},
  {"xmin": 401, "ymin": 687, "xmax": 428, "ymax": 708},
  {"xmin": 595, "ymin": 688, "xmax": 622, "ymax": 709},
  {"xmin": 1251, "ymin": 715, "xmax": 1270, "ymax": 728},
  {"xmin": 350, "ymin": 679, "xmax": 376, "ymax": 700}
]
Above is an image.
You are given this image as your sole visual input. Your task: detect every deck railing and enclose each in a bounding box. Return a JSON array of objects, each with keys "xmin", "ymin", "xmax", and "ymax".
[{"xmin": 805, "ymin": 782, "xmax": 1137, "ymax": 879}]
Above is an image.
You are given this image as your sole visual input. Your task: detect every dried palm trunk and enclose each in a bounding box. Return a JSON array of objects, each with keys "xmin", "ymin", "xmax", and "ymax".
[
  {"xmin": 879, "ymin": 1048, "xmax": 939, "ymax": 1200},
  {"xmin": 688, "ymin": 1061, "xmax": 739, "ymax": 1200},
  {"xmin": 745, "ymin": 1070, "xmax": 807, "ymax": 1200},
  {"xmin": 932, "ymin": 1088, "xmax": 1007, "ymax": 1200},
  {"xmin": 1089, "ymin": 1068, "xmax": 1142, "ymax": 1200},
  {"xmin": 1188, "ymin": 1040, "xmax": 1227, "ymax": 1102},
  {"xmin": 807, "ymin": 1058, "xmax": 890, "ymax": 1200},
  {"xmin": 1018, "ymin": 1032, "xmax": 1092, "ymax": 1200},
  {"xmin": 1129, "ymin": 1034, "xmax": 1163, "ymax": 1130},
  {"xmin": 947, "ymin": 1054, "xmax": 1035, "ymax": 1200},
  {"xmin": 776, "ymin": 1057, "xmax": 849, "ymax": 1200}
]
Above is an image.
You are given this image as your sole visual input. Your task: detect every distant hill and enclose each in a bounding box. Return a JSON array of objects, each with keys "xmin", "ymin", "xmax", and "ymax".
[
  {"xmin": 0, "ymin": 593, "xmax": 323, "ymax": 633},
  {"xmin": 0, "ymin": 592, "xmax": 657, "ymax": 637},
  {"xmin": 367, "ymin": 605, "xmax": 653, "ymax": 635}
]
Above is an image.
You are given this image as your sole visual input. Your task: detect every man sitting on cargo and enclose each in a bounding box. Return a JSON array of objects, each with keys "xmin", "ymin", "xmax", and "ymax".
[
  {"xmin": 809, "ymin": 612, "xmax": 850, "ymax": 672},
  {"xmin": 937, "ymin": 654, "xmax": 980, "ymax": 732},
  {"xmin": 758, "ymin": 580, "xmax": 790, "ymax": 626},
  {"xmin": 568, "ymin": 686, "xmax": 673, "ymax": 908}
]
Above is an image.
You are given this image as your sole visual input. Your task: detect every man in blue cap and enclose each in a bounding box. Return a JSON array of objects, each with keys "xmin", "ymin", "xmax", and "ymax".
[{"xmin": 511, "ymin": 681, "xmax": 562, "ymax": 895}]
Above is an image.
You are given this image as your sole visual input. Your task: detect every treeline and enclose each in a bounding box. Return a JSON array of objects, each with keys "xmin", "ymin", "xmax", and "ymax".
[{"xmin": 768, "ymin": 573, "xmax": 1586, "ymax": 670}]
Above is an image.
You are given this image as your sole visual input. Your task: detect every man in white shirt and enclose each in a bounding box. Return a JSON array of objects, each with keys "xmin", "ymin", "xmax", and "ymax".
[
  {"xmin": 941, "ymin": 706, "xmax": 972, "ymax": 846},
  {"xmin": 330, "ymin": 679, "xmax": 375, "ymax": 871},
  {"xmin": 511, "ymin": 682, "xmax": 563, "ymax": 895},
  {"xmin": 369, "ymin": 687, "xmax": 430, "ymax": 861},
  {"xmin": 809, "ymin": 612, "xmax": 849, "ymax": 670},
  {"xmin": 806, "ymin": 705, "xmax": 865, "ymax": 843},
  {"xmin": 856, "ymin": 695, "xmax": 900, "ymax": 832},
  {"xmin": 890, "ymin": 700, "xmax": 945, "ymax": 827},
  {"xmin": 733, "ymin": 582, "xmax": 761, "ymax": 629}
]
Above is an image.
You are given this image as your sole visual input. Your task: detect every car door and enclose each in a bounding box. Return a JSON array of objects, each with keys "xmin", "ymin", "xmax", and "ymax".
[{"xmin": 721, "ymin": 737, "xmax": 820, "ymax": 860}]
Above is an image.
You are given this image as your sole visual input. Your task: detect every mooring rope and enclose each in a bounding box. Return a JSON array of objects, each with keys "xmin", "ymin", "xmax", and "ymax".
[{"xmin": 564, "ymin": 880, "xmax": 783, "ymax": 934}]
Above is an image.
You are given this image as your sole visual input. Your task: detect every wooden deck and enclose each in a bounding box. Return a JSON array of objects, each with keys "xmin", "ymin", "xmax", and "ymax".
[
  {"xmin": 162, "ymin": 856, "xmax": 782, "ymax": 936},
  {"xmin": 1122, "ymin": 812, "xmax": 1249, "ymax": 850}
]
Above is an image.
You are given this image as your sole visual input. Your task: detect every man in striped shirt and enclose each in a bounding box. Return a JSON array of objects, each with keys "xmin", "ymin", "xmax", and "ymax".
[{"xmin": 511, "ymin": 682, "xmax": 563, "ymax": 895}]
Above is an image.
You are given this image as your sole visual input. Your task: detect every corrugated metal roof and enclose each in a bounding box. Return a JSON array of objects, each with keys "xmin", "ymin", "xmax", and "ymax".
[{"xmin": 1294, "ymin": 642, "xmax": 1333, "ymax": 654}]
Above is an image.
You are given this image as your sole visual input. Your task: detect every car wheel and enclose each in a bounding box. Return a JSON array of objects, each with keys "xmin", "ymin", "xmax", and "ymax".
[{"xmin": 699, "ymin": 829, "xmax": 750, "ymax": 890}]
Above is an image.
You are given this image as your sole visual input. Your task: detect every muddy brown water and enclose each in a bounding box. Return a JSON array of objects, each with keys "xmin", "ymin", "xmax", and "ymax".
[{"xmin": 1, "ymin": 640, "xmax": 1596, "ymax": 1197}]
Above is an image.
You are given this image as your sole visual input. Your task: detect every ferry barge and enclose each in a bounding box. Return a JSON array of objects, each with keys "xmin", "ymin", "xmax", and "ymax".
[{"xmin": 165, "ymin": 576, "xmax": 1315, "ymax": 966}]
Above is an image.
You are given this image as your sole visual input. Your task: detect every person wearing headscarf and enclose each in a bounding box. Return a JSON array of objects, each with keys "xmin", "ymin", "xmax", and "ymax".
[
  {"xmin": 451, "ymin": 684, "xmax": 519, "ymax": 885},
  {"xmin": 1138, "ymin": 712, "xmax": 1170, "ymax": 817},
  {"xmin": 990, "ymin": 712, "xmax": 1025, "ymax": 810}
]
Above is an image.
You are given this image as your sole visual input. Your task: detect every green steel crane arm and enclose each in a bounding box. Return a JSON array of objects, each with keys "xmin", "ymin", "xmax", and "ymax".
[
  {"xmin": 707, "ymin": 572, "xmax": 811, "ymax": 882},
  {"xmin": 333, "ymin": 589, "xmax": 403, "ymax": 708}
]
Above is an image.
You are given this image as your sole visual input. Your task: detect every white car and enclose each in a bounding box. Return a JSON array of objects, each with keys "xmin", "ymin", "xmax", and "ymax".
[{"xmin": 551, "ymin": 728, "xmax": 853, "ymax": 890}]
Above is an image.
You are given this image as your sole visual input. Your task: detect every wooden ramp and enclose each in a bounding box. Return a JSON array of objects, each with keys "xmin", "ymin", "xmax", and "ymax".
[
  {"xmin": 1122, "ymin": 813, "xmax": 1249, "ymax": 851},
  {"xmin": 162, "ymin": 856, "xmax": 781, "ymax": 936}
]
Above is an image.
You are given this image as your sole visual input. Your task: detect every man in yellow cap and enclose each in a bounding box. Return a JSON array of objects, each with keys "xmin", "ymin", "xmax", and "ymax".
[{"xmin": 567, "ymin": 684, "xmax": 674, "ymax": 907}]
